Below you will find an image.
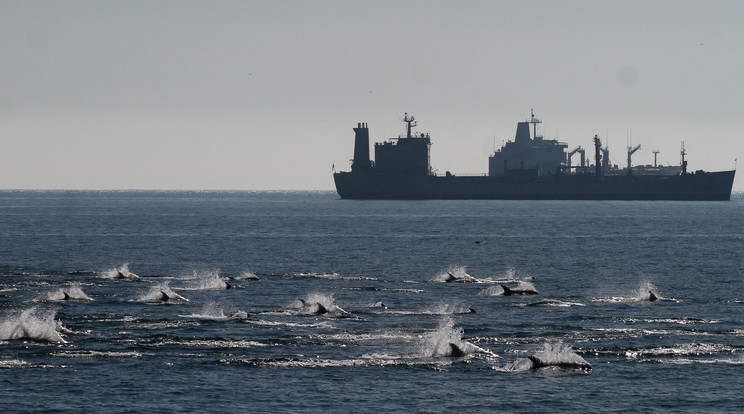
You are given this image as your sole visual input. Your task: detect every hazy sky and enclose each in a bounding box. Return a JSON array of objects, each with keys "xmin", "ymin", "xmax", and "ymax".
[{"xmin": 2, "ymin": 0, "xmax": 742, "ymax": 190}]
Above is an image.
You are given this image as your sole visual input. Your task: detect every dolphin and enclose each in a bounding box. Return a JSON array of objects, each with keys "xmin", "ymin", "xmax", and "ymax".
[
  {"xmin": 229, "ymin": 311, "xmax": 249, "ymax": 319},
  {"xmin": 299, "ymin": 299, "xmax": 328, "ymax": 314},
  {"xmin": 62, "ymin": 291, "xmax": 72, "ymax": 300},
  {"xmin": 527, "ymin": 355, "xmax": 592, "ymax": 371},
  {"xmin": 467, "ymin": 307, "xmax": 476, "ymax": 313},
  {"xmin": 159, "ymin": 291, "xmax": 171, "ymax": 302},
  {"xmin": 645, "ymin": 291, "xmax": 658, "ymax": 302},
  {"xmin": 501, "ymin": 285, "xmax": 538, "ymax": 296},
  {"xmin": 224, "ymin": 281, "xmax": 232, "ymax": 289},
  {"xmin": 444, "ymin": 272, "xmax": 458, "ymax": 282},
  {"xmin": 114, "ymin": 269, "xmax": 139, "ymax": 280}
]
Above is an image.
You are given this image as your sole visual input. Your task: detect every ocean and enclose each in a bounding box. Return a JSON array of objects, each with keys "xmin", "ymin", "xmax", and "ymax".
[{"xmin": 1, "ymin": 190, "xmax": 743, "ymax": 413}]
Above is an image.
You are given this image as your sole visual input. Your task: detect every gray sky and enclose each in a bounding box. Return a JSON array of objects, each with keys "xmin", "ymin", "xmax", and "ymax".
[{"xmin": 2, "ymin": 0, "xmax": 742, "ymax": 190}]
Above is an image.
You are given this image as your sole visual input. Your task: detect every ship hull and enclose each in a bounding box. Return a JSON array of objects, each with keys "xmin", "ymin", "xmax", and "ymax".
[{"xmin": 334, "ymin": 170, "xmax": 736, "ymax": 200}]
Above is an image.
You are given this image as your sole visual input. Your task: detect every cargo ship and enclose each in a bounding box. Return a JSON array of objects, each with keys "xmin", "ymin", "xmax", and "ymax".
[{"xmin": 333, "ymin": 112, "xmax": 735, "ymax": 200}]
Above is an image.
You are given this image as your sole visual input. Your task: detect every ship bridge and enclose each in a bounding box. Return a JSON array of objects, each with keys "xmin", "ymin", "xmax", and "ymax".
[{"xmin": 373, "ymin": 113, "xmax": 432, "ymax": 175}]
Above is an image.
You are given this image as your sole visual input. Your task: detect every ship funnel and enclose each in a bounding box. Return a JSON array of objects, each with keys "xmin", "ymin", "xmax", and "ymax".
[
  {"xmin": 515, "ymin": 122, "xmax": 531, "ymax": 145},
  {"xmin": 352, "ymin": 122, "xmax": 372, "ymax": 171}
]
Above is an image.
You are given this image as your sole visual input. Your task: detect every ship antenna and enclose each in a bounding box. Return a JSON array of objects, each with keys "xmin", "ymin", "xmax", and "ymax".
[{"xmin": 403, "ymin": 112, "xmax": 416, "ymax": 139}]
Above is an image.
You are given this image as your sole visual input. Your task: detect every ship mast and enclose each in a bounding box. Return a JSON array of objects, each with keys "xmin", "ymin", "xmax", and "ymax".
[
  {"xmin": 593, "ymin": 135, "xmax": 603, "ymax": 176},
  {"xmin": 681, "ymin": 141, "xmax": 687, "ymax": 174},
  {"xmin": 529, "ymin": 108, "xmax": 542, "ymax": 139},
  {"xmin": 404, "ymin": 113, "xmax": 417, "ymax": 139}
]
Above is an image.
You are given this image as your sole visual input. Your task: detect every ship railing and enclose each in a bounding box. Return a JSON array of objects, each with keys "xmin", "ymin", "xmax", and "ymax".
[{"xmin": 434, "ymin": 172, "xmax": 489, "ymax": 177}]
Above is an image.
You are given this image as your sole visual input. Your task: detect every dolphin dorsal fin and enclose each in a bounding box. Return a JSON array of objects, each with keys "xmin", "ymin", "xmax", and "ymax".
[
  {"xmin": 448, "ymin": 343, "xmax": 464, "ymax": 357},
  {"xmin": 315, "ymin": 303, "xmax": 329, "ymax": 314}
]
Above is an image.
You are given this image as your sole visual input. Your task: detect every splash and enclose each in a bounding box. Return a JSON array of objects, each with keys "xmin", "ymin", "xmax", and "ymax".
[
  {"xmin": 423, "ymin": 303, "xmax": 477, "ymax": 315},
  {"xmin": 38, "ymin": 284, "xmax": 93, "ymax": 302},
  {"xmin": 0, "ymin": 307, "xmax": 66, "ymax": 343},
  {"xmin": 492, "ymin": 267, "xmax": 535, "ymax": 283},
  {"xmin": 233, "ymin": 271, "xmax": 259, "ymax": 281},
  {"xmin": 593, "ymin": 281, "xmax": 668, "ymax": 303},
  {"xmin": 187, "ymin": 270, "xmax": 231, "ymax": 290},
  {"xmin": 419, "ymin": 318, "xmax": 494, "ymax": 358},
  {"xmin": 295, "ymin": 293, "xmax": 349, "ymax": 316},
  {"xmin": 102, "ymin": 264, "xmax": 140, "ymax": 281},
  {"xmin": 634, "ymin": 281, "xmax": 661, "ymax": 302},
  {"xmin": 479, "ymin": 280, "xmax": 538, "ymax": 296},
  {"xmin": 138, "ymin": 282, "xmax": 189, "ymax": 303},
  {"xmin": 431, "ymin": 265, "xmax": 477, "ymax": 283},
  {"xmin": 504, "ymin": 342, "xmax": 591, "ymax": 372}
]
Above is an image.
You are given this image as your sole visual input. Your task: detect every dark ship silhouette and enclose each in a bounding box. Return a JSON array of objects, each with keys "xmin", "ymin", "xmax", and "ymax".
[{"xmin": 333, "ymin": 112, "xmax": 735, "ymax": 200}]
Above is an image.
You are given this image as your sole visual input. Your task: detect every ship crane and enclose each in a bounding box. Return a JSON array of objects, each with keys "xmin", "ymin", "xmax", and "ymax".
[
  {"xmin": 578, "ymin": 148, "xmax": 586, "ymax": 169},
  {"xmin": 627, "ymin": 144, "xmax": 641, "ymax": 174},
  {"xmin": 566, "ymin": 146, "xmax": 583, "ymax": 171}
]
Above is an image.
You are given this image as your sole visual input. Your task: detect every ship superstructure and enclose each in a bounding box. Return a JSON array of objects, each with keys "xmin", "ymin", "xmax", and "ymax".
[{"xmin": 488, "ymin": 110, "xmax": 568, "ymax": 177}]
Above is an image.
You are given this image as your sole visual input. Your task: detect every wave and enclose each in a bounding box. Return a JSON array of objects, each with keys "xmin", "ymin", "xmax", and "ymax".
[
  {"xmin": 219, "ymin": 356, "xmax": 419, "ymax": 369},
  {"xmin": 51, "ymin": 350, "xmax": 142, "ymax": 359},
  {"xmin": 613, "ymin": 317, "xmax": 718, "ymax": 325},
  {"xmin": 345, "ymin": 287, "xmax": 426, "ymax": 293},
  {"xmin": 278, "ymin": 272, "xmax": 378, "ymax": 281},
  {"xmin": 516, "ymin": 299, "xmax": 585, "ymax": 307},
  {"xmin": 181, "ymin": 301, "xmax": 248, "ymax": 320},
  {"xmin": 230, "ymin": 271, "xmax": 259, "ymax": 281},
  {"xmin": 624, "ymin": 343, "xmax": 737, "ymax": 359},
  {"xmin": 383, "ymin": 302, "xmax": 477, "ymax": 316},
  {"xmin": 0, "ymin": 307, "xmax": 66, "ymax": 343},
  {"xmin": 243, "ymin": 319, "xmax": 333, "ymax": 329},
  {"xmin": 148, "ymin": 338, "xmax": 266, "ymax": 348},
  {"xmin": 0, "ymin": 359, "xmax": 29, "ymax": 368}
]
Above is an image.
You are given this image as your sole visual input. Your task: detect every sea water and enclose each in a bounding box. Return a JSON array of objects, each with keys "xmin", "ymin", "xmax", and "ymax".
[{"xmin": 1, "ymin": 190, "xmax": 743, "ymax": 413}]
